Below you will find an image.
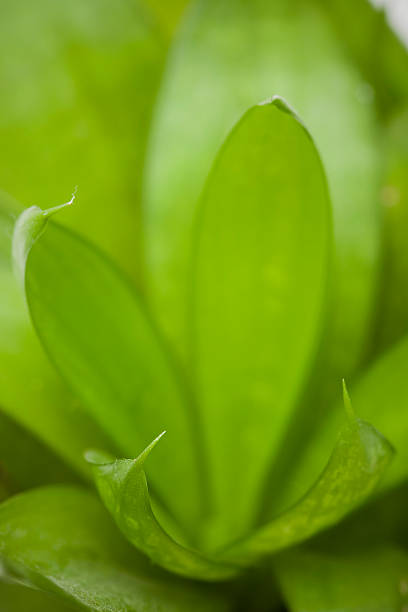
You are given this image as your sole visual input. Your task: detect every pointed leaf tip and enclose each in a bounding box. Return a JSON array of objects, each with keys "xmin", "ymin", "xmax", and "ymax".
[
  {"xmin": 88, "ymin": 434, "xmax": 238, "ymax": 581},
  {"xmin": 12, "ymin": 194, "xmax": 75, "ymax": 290},
  {"xmin": 257, "ymin": 96, "xmax": 307, "ymax": 133},
  {"xmin": 135, "ymin": 431, "xmax": 167, "ymax": 466},
  {"xmin": 85, "ymin": 433, "xmax": 167, "ymax": 468},
  {"xmin": 43, "ymin": 190, "xmax": 76, "ymax": 219},
  {"xmin": 342, "ymin": 379, "xmax": 355, "ymax": 421}
]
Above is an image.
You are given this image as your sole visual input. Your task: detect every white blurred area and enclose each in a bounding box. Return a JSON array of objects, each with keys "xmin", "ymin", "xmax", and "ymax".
[{"xmin": 371, "ymin": 0, "xmax": 408, "ymax": 45}]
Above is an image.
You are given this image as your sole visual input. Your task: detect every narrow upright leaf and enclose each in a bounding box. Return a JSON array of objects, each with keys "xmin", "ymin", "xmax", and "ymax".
[
  {"xmin": 12, "ymin": 205, "xmax": 203, "ymax": 531},
  {"xmin": 144, "ymin": 0, "xmax": 381, "ymax": 385},
  {"xmin": 0, "ymin": 197, "xmax": 113, "ymax": 480},
  {"xmin": 191, "ymin": 99, "xmax": 330, "ymax": 548}
]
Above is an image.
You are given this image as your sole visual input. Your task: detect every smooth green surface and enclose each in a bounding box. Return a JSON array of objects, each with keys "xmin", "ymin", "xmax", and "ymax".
[
  {"xmin": 0, "ymin": 486, "xmax": 228, "ymax": 612},
  {"xmin": 13, "ymin": 206, "xmax": 202, "ymax": 531},
  {"xmin": 374, "ymin": 109, "xmax": 408, "ymax": 351},
  {"xmin": 87, "ymin": 436, "xmax": 238, "ymax": 581},
  {"xmin": 321, "ymin": 0, "xmax": 408, "ymax": 117},
  {"xmin": 218, "ymin": 392, "xmax": 393, "ymax": 566},
  {"xmin": 191, "ymin": 99, "xmax": 330, "ymax": 547},
  {"xmin": 0, "ymin": 410, "xmax": 79, "ymax": 496},
  {"xmin": 0, "ymin": 582, "xmax": 75, "ymax": 612},
  {"xmin": 144, "ymin": 0, "xmax": 381, "ymax": 386},
  {"xmin": 145, "ymin": 0, "xmax": 189, "ymax": 37},
  {"xmin": 0, "ymin": 0, "xmax": 164, "ymax": 282},
  {"xmin": 275, "ymin": 545, "xmax": 408, "ymax": 612},
  {"xmin": 0, "ymin": 198, "xmax": 113, "ymax": 481}
]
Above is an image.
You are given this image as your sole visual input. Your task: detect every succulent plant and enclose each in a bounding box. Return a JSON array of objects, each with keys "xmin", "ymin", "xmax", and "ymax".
[{"xmin": 0, "ymin": 1, "xmax": 408, "ymax": 610}]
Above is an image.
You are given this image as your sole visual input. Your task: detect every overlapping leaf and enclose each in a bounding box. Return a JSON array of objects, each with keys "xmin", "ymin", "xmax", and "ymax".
[
  {"xmin": 189, "ymin": 98, "xmax": 330, "ymax": 547},
  {"xmin": 86, "ymin": 437, "xmax": 238, "ymax": 582},
  {"xmin": 0, "ymin": 197, "xmax": 113, "ymax": 482},
  {"xmin": 144, "ymin": 0, "xmax": 381, "ymax": 387},
  {"xmin": 12, "ymin": 204, "xmax": 203, "ymax": 532},
  {"xmin": 0, "ymin": 486, "xmax": 229, "ymax": 612},
  {"xmin": 277, "ymin": 336, "xmax": 408, "ymax": 513},
  {"xmin": 86, "ymin": 386, "xmax": 392, "ymax": 579},
  {"xmin": 217, "ymin": 388, "xmax": 393, "ymax": 566}
]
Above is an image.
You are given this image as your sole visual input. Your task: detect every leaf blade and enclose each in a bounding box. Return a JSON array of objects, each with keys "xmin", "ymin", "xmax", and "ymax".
[
  {"xmin": 191, "ymin": 98, "xmax": 331, "ymax": 547},
  {"xmin": 13, "ymin": 205, "xmax": 203, "ymax": 531},
  {"xmin": 0, "ymin": 197, "xmax": 113, "ymax": 481},
  {"xmin": 218, "ymin": 400, "xmax": 393, "ymax": 566},
  {"xmin": 144, "ymin": 0, "xmax": 381, "ymax": 385},
  {"xmin": 0, "ymin": 486, "xmax": 230, "ymax": 612},
  {"xmin": 86, "ymin": 437, "xmax": 239, "ymax": 582}
]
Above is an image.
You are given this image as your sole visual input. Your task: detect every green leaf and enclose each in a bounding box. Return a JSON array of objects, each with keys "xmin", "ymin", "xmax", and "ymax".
[
  {"xmin": 277, "ymin": 337, "xmax": 408, "ymax": 514},
  {"xmin": 0, "ymin": 410, "xmax": 80, "ymax": 497},
  {"xmin": 0, "ymin": 0, "xmax": 165, "ymax": 282},
  {"xmin": 144, "ymin": 0, "xmax": 190, "ymax": 38},
  {"xmin": 190, "ymin": 98, "xmax": 330, "ymax": 548},
  {"xmin": 0, "ymin": 197, "xmax": 114, "ymax": 481},
  {"xmin": 373, "ymin": 109, "xmax": 408, "ymax": 351},
  {"xmin": 0, "ymin": 486, "xmax": 229, "ymax": 612},
  {"xmin": 320, "ymin": 0, "xmax": 408, "ymax": 117},
  {"xmin": 144, "ymin": 0, "xmax": 381, "ymax": 387},
  {"xmin": 216, "ymin": 388, "xmax": 393, "ymax": 567},
  {"xmin": 0, "ymin": 582, "xmax": 74, "ymax": 612},
  {"xmin": 86, "ymin": 435, "xmax": 239, "ymax": 581},
  {"xmin": 274, "ymin": 544, "xmax": 408, "ymax": 612},
  {"xmin": 12, "ymin": 205, "xmax": 203, "ymax": 533}
]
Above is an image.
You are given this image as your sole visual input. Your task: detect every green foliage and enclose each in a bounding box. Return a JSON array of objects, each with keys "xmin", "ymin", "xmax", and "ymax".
[
  {"xmin": 0, "ymin": 0, "xmax": 408, "ymax": 610},
  {"xmin": 0, "ymin": 486, "xmax": 228, "ymax": 611},
  {"xmin": 275, "ymin": 545, "xmax": 408, "ymax": 612}
]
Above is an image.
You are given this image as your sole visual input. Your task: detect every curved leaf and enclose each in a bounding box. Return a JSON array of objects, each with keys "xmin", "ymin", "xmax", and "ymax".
[
  {"xmin": 0, "ymin": 197, "xmax": 113, "ymax": 481},
  {"xmin": 190, "ymin": 99, "xmax": 330, "ymax": 547},
  {"xmin": 277, "ymin": 336, "xmax": 408, "ymax": 514},
  {"xmin": 217, "ymin": 389, "xmax": 393, "ymax": 566},
  {"xmin": 144, "ymin": 0, "xmax": 381, "ymax": 385},
  {"xmin": 86, "ymin": 436, "xmax": 239, "ymax": 582},
  {"xmin": 0, "ymin": 0, "xmax": 164, "ymax": 282},
  {"xmin": 0, "ymin": 486, "xmax": 229, "ymax": 612},
  {"xmin": 12, "ymin": 204, "xmax": 203, "ymax": 532},
  {"xmin": 275, "ymin": 544, "xmax": 408, "ymax": 612}
]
